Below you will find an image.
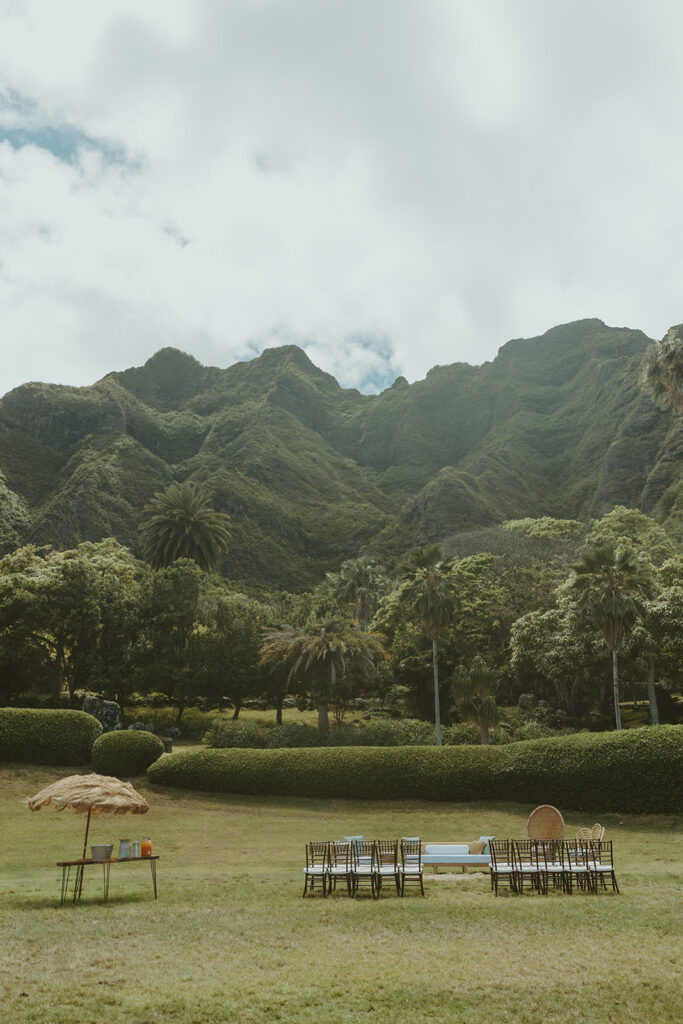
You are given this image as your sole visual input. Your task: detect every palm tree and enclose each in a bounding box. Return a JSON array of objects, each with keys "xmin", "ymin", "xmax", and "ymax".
[
  {"xmin": 451, "ymin": 656, "xmax": 500, "ymax": 744},
  {"xmin": 260, "ymin": 622, "xmax": 385, "ymax": 735},
  {"xmin": 325, "ymin": 556, "xmax": 388, "ymax": 630},
  {"xmin": 567, "ymin": 543, "xmax": 653, "ymax": 730},
  {"xmin": 640, "ymin": 327, "xmax": 683, "ymax": 412},
  {"xmin": 407, "ymin": 543, "xmax": 445, "ymax": 570},
  {"xmin": 139, "ymin": 482, "xmax": 231, "ymax": 571},
  {"xmin": 399, "ymin": 546, "xmax": 458, "ymax": 746}
]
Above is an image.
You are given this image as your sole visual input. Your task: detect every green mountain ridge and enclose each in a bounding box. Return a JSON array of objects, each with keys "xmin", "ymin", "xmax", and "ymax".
[{"xmin": 0, "ymin": 318, "xmax": 680, "ymax": 588}]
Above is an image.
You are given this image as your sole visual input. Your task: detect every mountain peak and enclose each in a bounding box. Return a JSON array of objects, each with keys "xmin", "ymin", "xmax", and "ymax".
[{"xmin": 113, "ymin": 347, "xmax": 216, "ymax": 409}]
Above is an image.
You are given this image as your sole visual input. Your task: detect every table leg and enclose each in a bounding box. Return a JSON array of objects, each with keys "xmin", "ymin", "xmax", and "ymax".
[
  {"xmin": 60, "ymin": 865, "xmax": 70, "ymax": 906},
  {"xmin": 151, "ymin": 859, "xmax": 157, "ymax": 899},
  {"xmin": 72, "ymin": 864, "xmax": 84, "ymax": 903},
  {"xmin": 103, "ymin": 863, "xmax": 111, "ymax": 903}
]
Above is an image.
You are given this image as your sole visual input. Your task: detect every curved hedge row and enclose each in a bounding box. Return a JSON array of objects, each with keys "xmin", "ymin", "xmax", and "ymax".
[
  {"xmin": 147, "ymin": 725, "xmax": 683, "ymax": 814},
  {"xmin": 91, "ymin": 730, "xmax": 164, "ymax": 777},
  {"xmin": 0, "ymin": 708, "xmax": 102, "ymax": 765}
]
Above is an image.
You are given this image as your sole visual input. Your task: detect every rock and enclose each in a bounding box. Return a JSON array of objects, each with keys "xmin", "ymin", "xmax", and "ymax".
[{"xmin": 82, "ymin": 695, "xmax": 122, "ymax": 732}]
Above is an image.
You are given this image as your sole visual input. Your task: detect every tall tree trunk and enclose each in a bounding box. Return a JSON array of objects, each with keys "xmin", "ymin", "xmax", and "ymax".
[
  {"xmin": 432, "ymin": 639, "xmax": 442, "ymax": 746},
  {"xmin": 317, "ymin": 701, "xmax": 329, "ymax": 736},
  {"xmin": 175, "ymin": 687, "xmax": 185, "ymax": 723},
  {"xmin": 646, "ymin": 656, "xmax": 660, "ymax": 726},
  {"xmin": 480, "ymin": 722, "xmax": 490, "ymax": 745},
  {"xmin": 52, "ymin": 638, "xmax": 65, "ymax": 703},
  {"xmin": 612, "ymin": 649, "xmax": 622, "ymax": 730},
  {"xmin": 275, "ymin": 694, "xmax": 283, "ymax": 726},
  {"xmin": 232, "ymin": 701, "xmax": 242, "ymax": 720}
]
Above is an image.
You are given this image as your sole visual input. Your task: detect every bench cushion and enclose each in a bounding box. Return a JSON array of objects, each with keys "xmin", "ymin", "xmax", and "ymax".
[{"xmin": 424, "ymin": 844, "xmax": 469, "ymax": 856}]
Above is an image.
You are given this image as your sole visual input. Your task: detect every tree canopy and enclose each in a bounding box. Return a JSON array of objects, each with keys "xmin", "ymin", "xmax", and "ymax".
[{"xmin": 140, "ymin": 482, "xmax": 231, "ymax": 571}]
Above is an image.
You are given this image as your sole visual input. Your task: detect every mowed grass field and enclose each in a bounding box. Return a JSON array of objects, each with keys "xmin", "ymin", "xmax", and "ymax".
[{"xmin": 1, "ymin": 764, "xmax": 681, "ymax": 1024}]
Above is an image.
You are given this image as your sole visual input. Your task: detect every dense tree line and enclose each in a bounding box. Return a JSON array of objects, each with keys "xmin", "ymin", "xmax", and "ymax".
[{"xmin": 0, "ymin": 505, "xmax": 680, "ymax": 737}]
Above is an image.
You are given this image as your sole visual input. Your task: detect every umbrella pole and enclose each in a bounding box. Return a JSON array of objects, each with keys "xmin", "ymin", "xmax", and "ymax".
[
  {"xmin": 77, "ymin": 808, "xmax": 92, "ymax": 899},
  {"xmin": 82, "ymin": 807, "xmax": 92, "ymax": 860}
]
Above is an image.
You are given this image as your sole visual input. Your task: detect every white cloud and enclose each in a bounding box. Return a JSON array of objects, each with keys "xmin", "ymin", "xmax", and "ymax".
[{"xmin": 0, "ymin": 0, "xmax": 682, "ymax": 397}]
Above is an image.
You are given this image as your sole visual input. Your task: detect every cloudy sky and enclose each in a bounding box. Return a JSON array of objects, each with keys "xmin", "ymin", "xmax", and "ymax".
[{"xmin": 1, "ymin": 0, "xmax": 681, "ymax": 396}]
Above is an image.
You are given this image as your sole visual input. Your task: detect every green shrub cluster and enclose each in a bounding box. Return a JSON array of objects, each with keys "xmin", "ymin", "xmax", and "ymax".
[
  {"xmin": 0, "ymin": 708, "xmax": 102, "ymax": 765},
  {"xmin": 91, "ymin": 730, "xmax": 165, "ymax": 777},
  {"xmin": 122, "ymin": 705, "xmax": 215, "ymax": 739},
  {"xmin": 202, "ymin": 717, "xmax": 559, "ymax": 749},
  {"xmin": 204, "ymin": 718, "xmax": 442, "ymax": 749},
  {"xmin": 148, "ymin": 725, "xmax": 683, "ymax": 814}
]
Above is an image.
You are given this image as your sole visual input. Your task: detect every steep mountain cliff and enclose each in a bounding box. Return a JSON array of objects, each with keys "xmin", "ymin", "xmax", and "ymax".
[{"xmin": 0, "ymin": 319, "xmax": 679, "ymax": 588}]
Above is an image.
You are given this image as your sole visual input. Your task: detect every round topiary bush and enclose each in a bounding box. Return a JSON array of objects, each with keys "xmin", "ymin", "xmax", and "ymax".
[
  {"xmin": 0, "ymin": 708, "xmax": 102, "ymax": 765},
  {"xmin": 91, "ymin": 730, "xmax": 165, "ymax": 777}
]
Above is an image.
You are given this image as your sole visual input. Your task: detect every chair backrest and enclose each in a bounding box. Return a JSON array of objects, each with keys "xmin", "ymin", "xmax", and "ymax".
[
  {"xmin": 527, "ymin": 804, "xmax": 565, "ymax": 840},
  {"xmin": 354, "ymin": 841, "xmax": 377, "ymax": 869},
  {"xmin": 513, "ymin": 839, "xmax": 541, "ymax": 870},
  {"xmin": 591, "ymin": 823, "xmax": 605, "ymax": 841},
  {"xmin": 400, "ymin": 839, "xmax": 422, "ymax": 869},
  {"xmin": 329, "ymin": 841, "xmax": 353, "ymax": 869},
  {"xmin": 375, "ymin": 840, "xmax": 398, "ymax": 867},
  {"xmin": 588, "ymin": 839, "xmax": 612, "ymax": 867},
  {"xmin": 489, "ymin": 839, "xmax": 512, "ymax": 869},
  {"xmin": 343, "ymin": 835, "xmax": 364, "ymax": 857},
  {"xmin": 306, "ymin": 841, "xmax": 328, "ymax": 870},
  {"xmin": 576, "ymin": 827, "xmax": 592, "ymax": 841},
  {"xmin": 565, "ymin": 839, "xmax": 589, "ymax": 867}
]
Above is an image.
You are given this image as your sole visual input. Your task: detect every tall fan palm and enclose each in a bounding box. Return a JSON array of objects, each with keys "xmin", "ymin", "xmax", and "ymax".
[
  {"xmin": 139, "ymin": 482, "xmax": 231, "ymax": 571},
  {"xmin": 260, "ymin": 622, "xmax": 385, "ymax": 734},
  {"xmin": 325, "ymin": 556, "xmax": 388, "ymax": 630},
  {"xmin": 640, "ymin": 327, "xmax": 683, "ymax": 412},
  {"xmin": 451, "ymin": 656, "xmax": 500, "ymax": 744},
  {"xmin": 568, "ymin": 543, "xmax": 653, "ymax": 730},
  {"xmin": 399, "ymin": 546, "xmax": 458, "ymax": 746}
]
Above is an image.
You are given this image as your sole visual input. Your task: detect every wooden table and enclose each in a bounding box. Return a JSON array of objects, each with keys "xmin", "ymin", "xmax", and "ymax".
[{"xmin": 56, "ymin": 856, "xmax": 159, "ymax": 905}]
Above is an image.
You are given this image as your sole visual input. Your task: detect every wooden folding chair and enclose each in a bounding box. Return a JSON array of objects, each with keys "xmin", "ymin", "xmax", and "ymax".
[
  {"xmin": 352, "ymin": 841, "xmax": 378, "ymax": 899},
  {"xmin": 303, "ymin": 841, "xmax": 328, "ymax": 897},
  {"xmin": 375, "ymin": 840, "xmax": 400, "ymax": 896},
  {"xmin": 587, "ymin": 840, "xmax": 620, "ymax": 894},
  {"xmin": 328, "ymin": 841, "xmax": 354, "ymax": 896},
  {"xmin": 489, "ymin": 839, "xmax": 517, "ymax": 896},
  {"xmin": 398, "ymin": 839, "xmax": 424, "ymax": 897}
]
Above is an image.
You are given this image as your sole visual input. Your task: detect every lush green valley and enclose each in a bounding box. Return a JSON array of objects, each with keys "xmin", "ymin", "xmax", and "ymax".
[{"xmin": 0, "ymin": 318, "xmax": 680, "ymax": 589}]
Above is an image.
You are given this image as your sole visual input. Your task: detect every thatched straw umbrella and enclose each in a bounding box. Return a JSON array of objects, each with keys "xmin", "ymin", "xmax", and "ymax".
[{"xmin": 27, "ymin": 773, "xmax": 150, "ymax": 861}]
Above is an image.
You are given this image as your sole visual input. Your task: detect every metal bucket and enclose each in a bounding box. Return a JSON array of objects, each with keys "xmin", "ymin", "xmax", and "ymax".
[{"xmin": 91, "ymin": 843, "xmax": 113, "ymax": 861}]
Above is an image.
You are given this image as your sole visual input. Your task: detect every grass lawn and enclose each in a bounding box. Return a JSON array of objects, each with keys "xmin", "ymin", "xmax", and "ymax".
[{"xmin": 1, "ymin": 764, "xmax": 681, "ymax": 1024}]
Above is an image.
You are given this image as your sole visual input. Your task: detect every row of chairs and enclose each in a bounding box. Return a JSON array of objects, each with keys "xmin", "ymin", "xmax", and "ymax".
[
  {"xmin": 303, "ymin": 839, "xmax": 425, "ymax": 898},
  {"xmin": 490, "ymin": 839, "xmax": 619, "ymax": 896}
]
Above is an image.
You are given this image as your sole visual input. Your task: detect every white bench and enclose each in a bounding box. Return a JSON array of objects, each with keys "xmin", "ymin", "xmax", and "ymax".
[{"xmin": 422, "ymin": 838, "xmax": 494, "ymax": 873}]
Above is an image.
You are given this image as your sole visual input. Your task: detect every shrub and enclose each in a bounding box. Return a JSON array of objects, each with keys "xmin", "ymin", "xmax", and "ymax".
[
  {"xmin": 121, "ymin": 705, "xmax": 215, "ymax": 739},
  {"xmin": 92, "ymin": 730, "xmax": 164, "ymax": 777},
  {"xmin": 329, "ymin": 719, "xmax": 437, "ymax": 747},
  {"xmin": 206, "ymin": 718, "xmax": 442, "ymax": 749},
  {"xmin": 265, "ymin": 723, "xmax": 321, "ymax": 748},
  {"xmin": 0, "ymin": 708, "xmax": 102, "ymax": 765},
  {"xmin": 442, "ymin": 723, "xmax": 480, "ymax": 745},
  {"xmin": 205, "ymin": 720, "xmax": 271, "ymax": 749},
  {"xmin": 148, "ymin": 725, "xmax": 683, "ymax": 814}
]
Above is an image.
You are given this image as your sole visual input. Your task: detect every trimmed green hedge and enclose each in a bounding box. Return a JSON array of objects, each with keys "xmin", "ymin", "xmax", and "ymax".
[
  {"xmin": 92, "ymin": 730, "xmax": 164, "ymax": 777},
  {"xmin": 147, "ymin": 725, "xmax": 683, "ymax": 814},
  {"xmin": 0, "ymin": 708, "xmax": 102, "ymax": 765}
]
